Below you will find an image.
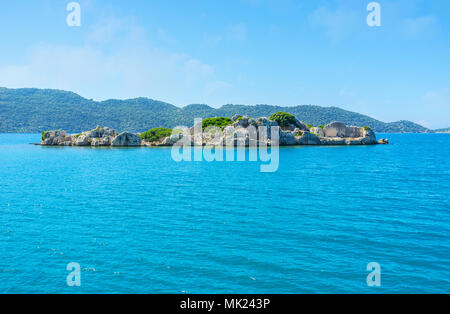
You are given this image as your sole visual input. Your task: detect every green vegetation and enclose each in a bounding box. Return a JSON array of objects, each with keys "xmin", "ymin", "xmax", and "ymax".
[
  {"xmin": 0, "ymin": 88, "xmax": 432, "ymax": 133},
  {"xmin": 305, "ymin": 123, "xmax": 314, "ymax": 129},
  {"xmin": 202, "ymin": 117, "xmax": 233, "ymax": 130},
  {"xmin": 41, "ymin": 131, "xmax": 49, "ymax": 141},
  {"xmin": 237, "ymin": 116, "xmax": 253, "ymax": 121},
  {"xmin": 140, "ymin": 128, "xmax": 173, "ymax": 142},
  {"xmin": 435, "ymin": 127, "xmax": 450, "ymax": 133},
  {"xmin": 318, "ymin": 125, "xmax": 325, "ymax": 130},
  {"xmin": 363, "ymin": 126, "xmax": 371, "ymax": 131},
  {"xmin": 269, "ymin": 112, "xmax": 299, "ymax": 128}
]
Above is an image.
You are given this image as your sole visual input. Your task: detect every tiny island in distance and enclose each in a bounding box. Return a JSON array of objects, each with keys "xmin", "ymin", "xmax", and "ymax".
[{"xmin": 38, "ymin": 112, "xmax": 390, "ymax": 147}]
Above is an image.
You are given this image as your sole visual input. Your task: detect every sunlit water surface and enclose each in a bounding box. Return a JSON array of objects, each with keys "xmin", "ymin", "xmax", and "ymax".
[{"xmin": 0, "ymin": 133, "xmax": 449, "ymax": 293}]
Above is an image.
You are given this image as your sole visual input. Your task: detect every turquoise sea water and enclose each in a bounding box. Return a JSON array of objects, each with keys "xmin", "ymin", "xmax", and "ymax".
[{"xmin": 0, "ymin": 133, "xmax": 449, "ymax": 294}]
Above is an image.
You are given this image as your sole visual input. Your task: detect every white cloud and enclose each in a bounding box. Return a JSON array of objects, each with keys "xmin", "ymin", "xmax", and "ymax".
[
  {"xmin": 0, "ymin": 17, "xmax": 231, "ymax": 106},
  {"xmin": 86, "ymin": 16, "xmax": 146, "ymax": 46},
  {"xmin": 309, "ymin": 6, "xmax": 361, "ymax": 42}
]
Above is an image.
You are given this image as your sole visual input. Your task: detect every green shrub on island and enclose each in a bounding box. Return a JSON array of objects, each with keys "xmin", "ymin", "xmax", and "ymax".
[
  {"xmin": 318, "ymin": 125, "xmax": 325, "ymax": 130},
  {"xmin": 305, "ymin": 123, "xmax": 314, "ymax": 129},
  {"xmin": 140, "ymin": 128, "xmax": 173, "ymax": 142},
  {"xmin": 363, "ymin": 126, "xmax": 371, "ymax": 131},
  {"xmin": 202, "ymin": 117, "xmax": 234, "ymax": 130},
  {"xmin": 269, "ymin": 112, "xmax": 299, "ymax": 128},
  {"xmin": 41, "ymin": 131, "xmax": 49, "ymax": 141},
  {"xmin": 237, "ymin": 116, "xmax": 254, "ymax": 121}
]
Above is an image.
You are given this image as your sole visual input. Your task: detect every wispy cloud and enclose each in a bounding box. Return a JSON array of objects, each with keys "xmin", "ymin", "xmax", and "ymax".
[
  {"xmin": 419, "ymin": 88, "xmax": 450, "ymax": 128},
  {"xmin": 228, "ymin": 23, "xmax": 247, "ymax": 41},
  {"xmin": 423, "ymin": 88, "xmax": 450, "ymax": 109},
  {"xmin": 87, "ymin": 16, "xmax": 145, "ymax": 45},
  {"xmin": 309, "ymin": 6, "xmax": 361, "ymax": 42},
  {"xmin": 402, "ymin": 16, "xmax": 438, "ymax": 39},
  {"xmin": 0, "ymin": 16, "xmax": 231, "ymax": 106},
  {"xmin": 156, "ymin": 28, "xmax": 177, "ymax": 45}
]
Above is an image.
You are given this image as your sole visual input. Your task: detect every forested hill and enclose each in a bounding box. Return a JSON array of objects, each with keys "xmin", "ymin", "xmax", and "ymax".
[
  {"xmin": 435, "ymin": 127, "xmax": 450, "ymax": 133},
  {"xmin": 0, "ymin": 87, "xmax": 432, "ymax": 133}
]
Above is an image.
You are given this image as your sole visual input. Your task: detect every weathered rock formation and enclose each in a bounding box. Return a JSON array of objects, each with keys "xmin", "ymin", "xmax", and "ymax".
[
  {"xmin": 39, "ymin": 116, "xmax": 383, "ymax": 147},
  {"xmin": 41, "ymin": 126, "xmax": 140, "ymax": 147},
  {"xmin": 111, "ymin": 132, "xmax": 141, "ymax": 147},
  {"xmin": 70, "ymin": 126, "xmax": 118, "ymax": 147},
  {"xmin": 41, "ymin": 130, "xmax": 73, "ymax": 146}
]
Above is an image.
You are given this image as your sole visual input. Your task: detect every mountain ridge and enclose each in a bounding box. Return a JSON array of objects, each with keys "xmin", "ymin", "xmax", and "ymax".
[
  {"xmin": 435, "ymin": 127, "xmax": 450, "ymax": 133},
  {"xmin": 0, "ymin": 87, "xmax": 432, "ymax": 133}
]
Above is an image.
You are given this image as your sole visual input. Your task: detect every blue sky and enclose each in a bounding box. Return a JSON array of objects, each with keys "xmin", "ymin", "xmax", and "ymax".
[{"xmin": 0, "ymin": 0, "xmax": 449, "ymax": 128}]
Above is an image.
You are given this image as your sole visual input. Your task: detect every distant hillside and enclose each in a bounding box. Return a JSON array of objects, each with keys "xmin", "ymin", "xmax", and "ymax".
[
  {"xmin": 435, "ymin": 127, "xmax": 450, "ymax": 133},
  {"xmin": 0, "ymin": 87, "xmax": 432, "ymax": 133}
]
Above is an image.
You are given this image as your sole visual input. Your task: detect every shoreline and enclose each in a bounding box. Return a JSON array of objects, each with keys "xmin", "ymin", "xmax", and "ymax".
[{"xmin": 38, "ymin": 114, "xmax": 390, "ymax": 147}]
